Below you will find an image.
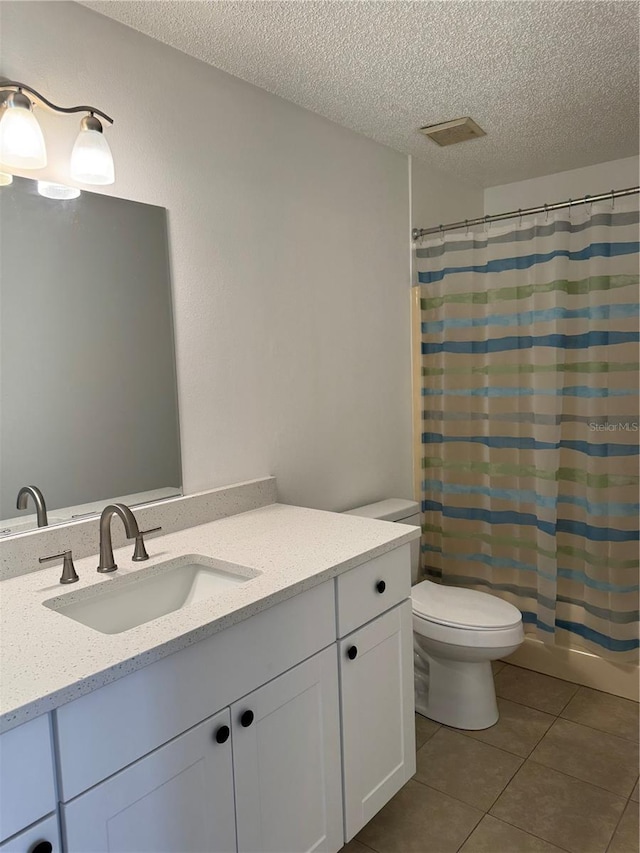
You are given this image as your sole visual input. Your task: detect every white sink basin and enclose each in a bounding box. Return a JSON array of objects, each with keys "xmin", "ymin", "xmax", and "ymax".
[{"xmin": 44, "ymin": 555, "xmax": 260, "ymax": 635}]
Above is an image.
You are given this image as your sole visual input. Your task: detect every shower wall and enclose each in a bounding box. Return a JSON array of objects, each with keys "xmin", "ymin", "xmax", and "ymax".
[{"xmin": 485, "ymin": 156, "xmax": 639, "ymax": 214}]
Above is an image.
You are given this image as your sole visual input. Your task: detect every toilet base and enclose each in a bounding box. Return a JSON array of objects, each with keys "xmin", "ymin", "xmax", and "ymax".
[{"xmin": 414, "ymin": 643, "xmax": 499, "ymax": 730}]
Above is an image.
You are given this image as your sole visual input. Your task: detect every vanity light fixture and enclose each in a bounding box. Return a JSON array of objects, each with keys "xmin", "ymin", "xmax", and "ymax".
[
  {"xmin": 0, "ymin": 79, "xmax": 115, "ymax": 185},
  {"xmin": 0, "ymin": 89, "xmax": 47, "ymax": 168},
  {"xmin": 0, "ymin": 172, "xmax": 13, "ymax": 186},
  {"xmin": 37, "ymin": 181, "xmax": 81, "ymax": 200}
]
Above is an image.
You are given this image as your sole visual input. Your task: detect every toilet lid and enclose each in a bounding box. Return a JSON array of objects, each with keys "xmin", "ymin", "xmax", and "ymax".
[{"xmin": 412, "ymin": 580, "xmax": 522, "ymax": 630}]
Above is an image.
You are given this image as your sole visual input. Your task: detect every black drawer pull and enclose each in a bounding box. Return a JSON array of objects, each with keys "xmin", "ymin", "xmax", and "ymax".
[
  {"xmin": 347, "ymin": 645, "xmax": 358, "ymax": 660},
  {"xmin": 376, "ymin": 580, "xmax": 386, "ymax": 594},
  {"xmin": 214, "ymin": 725, "xmax": 230, "ymax": 744},
  {"xmin": 30, "ymin": 843, "xmax": 53, "ymax": 853},
  {"xmin": 240, "ymin": 709, "xmax": 254, "ymax": 727}
]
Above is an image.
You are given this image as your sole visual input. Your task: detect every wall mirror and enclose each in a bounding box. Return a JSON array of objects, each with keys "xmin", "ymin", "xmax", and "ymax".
[{"xmin": 0, "ymin": 176, "xmax": 182, "ymax": 536}]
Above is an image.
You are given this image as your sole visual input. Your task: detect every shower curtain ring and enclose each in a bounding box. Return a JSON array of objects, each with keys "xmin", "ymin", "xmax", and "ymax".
[
  {"xmin": 518, "ymin": 208, "xmax": 522, "ymax": 227},
  {"xmin": 568, "ymin": 199, "xmax": 573, "ymax": 220},
  {"xmin": 544, "ymin": 203, "xmax": 549, "ymax": 221},
  {"xmin": 611, "ymin": 189, "xmax": 615, "ymax": 210},
  {"xmin": 464, "ymin": 219, "xmax": 469, "ymax": 235},
  {"xmin": 484, "ymin": 214, "xmax": 490, "ymax": 233},
  {"xmin": 584, "ymin": 194, "xmax": 592, "ymax": 215}
]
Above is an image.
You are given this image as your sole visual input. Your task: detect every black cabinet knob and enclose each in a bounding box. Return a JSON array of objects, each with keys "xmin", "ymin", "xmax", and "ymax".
[
  {"xmin": 214, "ymin": 725, "xmax": 230, "ymax": 744},
  {"xmin": 376, "ymin": 580, "xmax": 386, "ymax": 594},
  {"xmin": 347, "ymin": 645, "xmax": 358, "ymax": 660},
  {"xmin": 30, "ymin": 843, "xmax": 53, "ymax": 853},
  {"xmin": 240, "ymin": 709, "xmax": 254, "ymax": 727}
]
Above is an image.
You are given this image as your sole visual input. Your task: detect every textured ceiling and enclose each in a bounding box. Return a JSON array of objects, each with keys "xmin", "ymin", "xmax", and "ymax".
[{"xmin": 83, "ymin": 0, "xmax": 639, "ymax": 187}]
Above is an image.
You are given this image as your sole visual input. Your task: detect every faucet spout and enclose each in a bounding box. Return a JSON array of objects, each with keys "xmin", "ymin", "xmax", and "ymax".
[
  {"xmin": 97, "ymin": 503, "xmax": 140, "ymax": 573},
  {"xmin": 16, "ymin": 485, "xmax": 48, "ymax": 527}
]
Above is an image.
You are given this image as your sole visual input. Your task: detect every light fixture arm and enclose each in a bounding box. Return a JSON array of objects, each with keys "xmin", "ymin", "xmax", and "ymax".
[{"xmin": 0, "ymin": 79, "xmax": 114, "ymax": 125}]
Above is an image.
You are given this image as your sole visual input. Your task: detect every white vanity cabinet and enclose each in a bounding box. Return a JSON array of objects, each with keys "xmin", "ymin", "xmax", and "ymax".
[
  {"xmin": 0, "ymin": 815, "xmax": 61, "ymax": 853},
  {"xmin": 6, "ymin": 541, "xmax": 415, "ymax": 853},
  {"xmin": 54, "ymin": 581, "xmax": 336, "ymax": 802},
  {"xmin": 339, "ymin": 601, "xmax": 415, "ymax": 840},
  {"xmin": 0, "ymin": 715, "xmax": 57, "ymax": 845},
  {"xmin": 335, "ymin": 547, "xmax": 416, "ymax": 841},
  {"xmin": 63, "ymin": 709, "xmax": 236, "ymax": 853},
  {"xmin": 232, "ymin": 645, "xmax": 343, "ymax": 853},
  {"xmin": 63, "ymin": 647, "xmax": 343, "ymax": 853}
]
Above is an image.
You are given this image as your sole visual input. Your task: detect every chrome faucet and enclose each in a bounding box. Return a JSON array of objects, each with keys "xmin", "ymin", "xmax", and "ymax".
[
  {"xmin": 16, "ymin": 485, "xmax": 48, "ymax": 527},
  {"xmin": 97, "ymin": 503, "xmax": 140, "ymax": 573}
]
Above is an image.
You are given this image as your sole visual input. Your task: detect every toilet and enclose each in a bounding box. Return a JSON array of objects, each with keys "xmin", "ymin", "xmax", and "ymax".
[{"xmin": 346, "ymin": 499, "xmax": 524, "ymax": 731}]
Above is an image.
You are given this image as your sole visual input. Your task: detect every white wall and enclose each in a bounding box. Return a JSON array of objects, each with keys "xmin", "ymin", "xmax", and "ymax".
[
  {"xmin": 411, "ymin": 157, "xmax": 484, "ymax": 235},
  {"xmin": 485, "ymin": 156, "xmax": 639, "ymax": 214},
  {"xmin": 0, "ymin": 1, "xmax": 420, "ymax": 512}
]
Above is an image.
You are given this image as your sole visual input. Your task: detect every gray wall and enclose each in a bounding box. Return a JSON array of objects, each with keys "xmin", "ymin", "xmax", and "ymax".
[{"xmin": 0, "ymin": 177, "xmax": 181, "ymax": 519}]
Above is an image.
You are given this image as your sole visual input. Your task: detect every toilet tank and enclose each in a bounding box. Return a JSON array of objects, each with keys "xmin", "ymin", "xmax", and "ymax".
[{"xmin": 344, "ymin": 499, "xmax": 421, "ymax": 585}]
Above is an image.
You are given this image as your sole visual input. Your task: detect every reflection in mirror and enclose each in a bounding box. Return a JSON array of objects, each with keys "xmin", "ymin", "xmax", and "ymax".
[{"xmin": 0, "ymin": 176, "xmax": 182, "ymax": 536}]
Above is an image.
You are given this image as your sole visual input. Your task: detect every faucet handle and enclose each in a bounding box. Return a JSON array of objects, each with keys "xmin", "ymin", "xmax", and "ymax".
[
  {"xmin": 132, "ymin": 527, "xmax": 162, "ymax": 562},
  {"xmin": 39, "ymin": 549, "xmax": 79, "ymax": 584}
]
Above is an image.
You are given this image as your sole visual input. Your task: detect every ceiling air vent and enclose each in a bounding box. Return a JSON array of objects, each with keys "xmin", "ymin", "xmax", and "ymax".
[{"xmin": 420, "ymin": 117, "xmax": 486, "ymax": 146}]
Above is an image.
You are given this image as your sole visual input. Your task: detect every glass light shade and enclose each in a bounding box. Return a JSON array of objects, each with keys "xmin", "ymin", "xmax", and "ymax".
[
  {"xmin": 37, "ymin": 181, "xmax": 81, "ymax": 200},
  {"xmin": 70, "ymin": 126, "xmax": 114, "ymax": 185},
  {"xmin": 0, "ymin": 103, "xmax": 47, "ymax": 169},
  {"xmin": 0, "ymin": 172, "xmax": 13, "ymax": 186}
]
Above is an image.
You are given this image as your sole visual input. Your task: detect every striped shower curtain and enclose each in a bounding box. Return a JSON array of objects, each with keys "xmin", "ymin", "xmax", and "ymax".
[{"xmin": 414, "ymin": 194, "xmax": 639, "ymax": 660}]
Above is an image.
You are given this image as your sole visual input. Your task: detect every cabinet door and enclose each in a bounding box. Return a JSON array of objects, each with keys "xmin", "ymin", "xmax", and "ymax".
[
  {"xmin": 232, "ymin": 646, "xmax": 343, "ymax": 853},
  {"xmin": 63, "ymin": 709, "xmax": 236, "ymax": 853},
  {"xmin": 0, "ymin": 715, "xmax": 56, "ymax": 842},
  {"xmin": 339, "ymin": 600, "xmax": 415, "ymax": 841},
  {"xmin": 0, "ymin": 814, "xmax": 60, "ymax": 853}
]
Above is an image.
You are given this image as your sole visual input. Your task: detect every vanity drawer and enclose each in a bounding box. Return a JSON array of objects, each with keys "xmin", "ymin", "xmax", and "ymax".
[
  {"xmin": 0, "ymin": 715, "xmax": 56, "ymax": 842},
  {"xmin": 0, "ymin": 814, "xmax": 61, "ymax": 853},
  {"xmin": 55, "ymin": 579, "xmax": 336, "ymax": 801},
  {"xmin": 335, "ymin": 545, "xmax": 411, "ymax": 638}
]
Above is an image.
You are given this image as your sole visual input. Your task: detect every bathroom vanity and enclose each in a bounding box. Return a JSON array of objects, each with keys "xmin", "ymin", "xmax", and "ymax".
[
  {"xmin": 0, "ymin": 177, "xmax": 418, "ymax": 852},
  {"xmin": 0, "ymin": 496, "xmax": 419, "ymax": 853}
]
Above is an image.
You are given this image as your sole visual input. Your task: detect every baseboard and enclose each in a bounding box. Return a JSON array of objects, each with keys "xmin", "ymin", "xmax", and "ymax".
[{"xmin": 504, "ymin": 637, "xmax": 639, "ymax": 702}]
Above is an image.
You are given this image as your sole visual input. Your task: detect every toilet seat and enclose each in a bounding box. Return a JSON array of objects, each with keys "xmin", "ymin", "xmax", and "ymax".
[
  {"xmin": 411, "ymin": 580, "xmax": 523, "ymax": 648},
  {"xmin": 412, "ymin": 580, "xmax": 521, "ymax": 628}
]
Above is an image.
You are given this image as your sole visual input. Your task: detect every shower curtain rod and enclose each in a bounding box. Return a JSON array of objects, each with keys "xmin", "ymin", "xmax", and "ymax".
[{"xmin": 411, "ymin": 185, "xmax": 640, "ymax": 241}]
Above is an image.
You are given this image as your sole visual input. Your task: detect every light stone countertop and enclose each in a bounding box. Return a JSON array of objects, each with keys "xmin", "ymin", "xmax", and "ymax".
[{"xmin": 0, "ymin": 502, "xmax": 420, "ymax": 733}]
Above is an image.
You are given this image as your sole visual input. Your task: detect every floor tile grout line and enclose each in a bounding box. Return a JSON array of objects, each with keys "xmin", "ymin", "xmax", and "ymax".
[
  {"xmin": 410, "ymin": 699, "xmax": 638, "ymax": 853},
  {"xmin": 483, "ymin": 811, "xmax": 576, "ymax": 853},
  {"xmin": 547, "ymin": 713, "xmax": 640, "ymax": 747},
  {"xmin": 494, "ymin": 692, "xmax": 563, "ymax": 716},
  {"xmin": 492, "ymin": 752, "xmax": 632, "ymax": 853},
  {"xmin": 450, "ymin": 719, "xmax": 552, "ymax": 759},
  {"xmin": 555, "ymin": 686, "xmax": 581, "ymax": 717},
  {"xmin": 524, "ymin": 756, "xmax": 635, "ymax": 802},
  {"xmin": 452, "ymin": 807, "xmax": 484, "ymax": 853},
  {"xmin": 351, "ymin": 838, "xmax": 379, "ymax": 853},
  {"xmin": 411, "ymin": 772, "xmax": 577, "ymax": 853},
  {"xmin": 483, "ymin": 757, "xmax": 524, "ymax": 812},
  {"xmin": 556, "ymin": 713, "xmax": 640, "ymax": 744},
  {"xmin": 411, "ymin": 774, "xmax": 487, "ymax": 809},
  {"xmin": 604, "ymin": 792, "xmax": 634, "ymax": 853},
  {"xmin": 423, "ymin": 720, "xmax": 537, "ymax": 762},
  {"xmin": 494, "ymin": 690, "xmax": 639, "ymax": 742},
  {"xmin": 412, "ymin": 761, "xmax": 628, "ymax": 853},
  {"xmin": 412, "ymin": 752, "xmax": 523, "ymax": 815},
  {"xmin": 499, "ymin": 667, "xmax": 639, "ymax": 728}
]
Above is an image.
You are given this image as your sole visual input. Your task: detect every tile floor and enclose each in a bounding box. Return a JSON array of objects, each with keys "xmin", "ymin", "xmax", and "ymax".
[{"xmin": 341, "ymin": 662, "xmax": 639, "ymax": 853}]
